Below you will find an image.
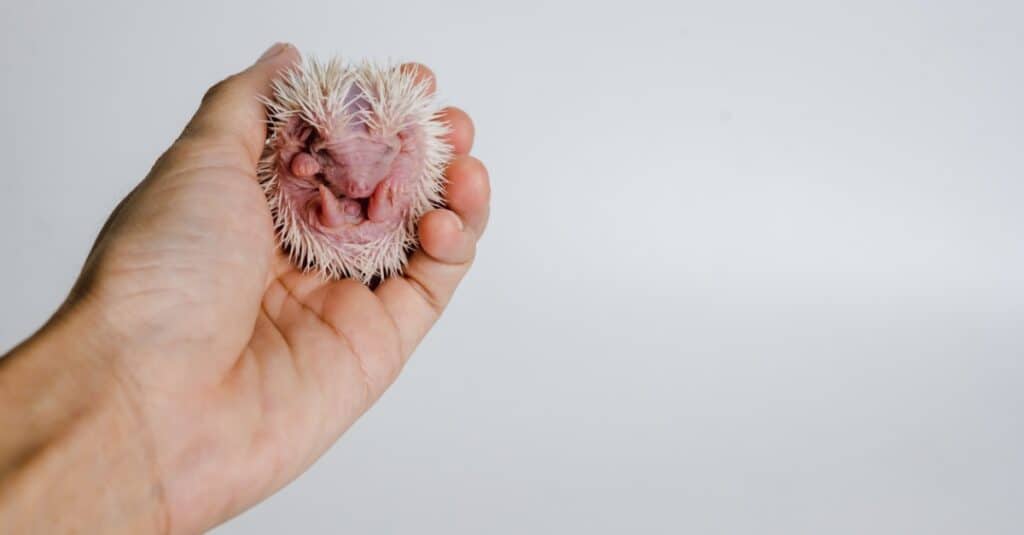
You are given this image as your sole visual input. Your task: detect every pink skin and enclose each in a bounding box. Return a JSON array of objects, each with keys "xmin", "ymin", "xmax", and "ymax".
[{"xmin": 274, "ymin": 108, "xmax": 424, "ymax": 245}]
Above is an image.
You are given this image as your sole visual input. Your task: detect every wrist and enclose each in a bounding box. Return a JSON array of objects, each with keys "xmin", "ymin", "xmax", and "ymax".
[{"xmin": 0, "ymin": 297, "xmax": 167, "ymax": 533}]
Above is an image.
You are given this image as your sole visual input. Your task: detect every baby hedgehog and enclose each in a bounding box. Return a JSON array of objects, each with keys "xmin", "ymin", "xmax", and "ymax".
[{"xmin": 257, "ymin": 56, "xmax": 452, "ymax": 282}]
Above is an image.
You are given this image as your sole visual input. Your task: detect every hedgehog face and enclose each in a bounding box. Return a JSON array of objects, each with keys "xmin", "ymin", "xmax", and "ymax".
[
  {"xmin": 273, "ymin": 114, "xmax": 422, "ymax": 245},
  {"xmin": 258, "ymin": 58, "xmax": 451, "ymax": 281}
]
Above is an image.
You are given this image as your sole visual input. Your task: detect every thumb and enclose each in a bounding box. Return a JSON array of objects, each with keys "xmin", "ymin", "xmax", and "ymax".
[{"xmin": 179, "ymin": 42, "xmax": 300, "ymax": 165}]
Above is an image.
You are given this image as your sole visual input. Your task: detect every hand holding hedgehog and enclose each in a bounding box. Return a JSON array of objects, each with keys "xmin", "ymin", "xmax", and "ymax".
[{"xmin": 0, "ymin": 43, "xmax": 489, "ymax": 533}]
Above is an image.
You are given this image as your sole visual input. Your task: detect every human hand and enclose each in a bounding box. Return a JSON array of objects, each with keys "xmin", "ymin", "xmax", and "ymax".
[{"xmin": 0, "ymin": 43, "xmax": 489, "ymax": 533}]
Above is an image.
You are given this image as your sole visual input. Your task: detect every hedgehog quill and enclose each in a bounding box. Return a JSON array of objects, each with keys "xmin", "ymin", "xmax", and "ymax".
[{"xmin": 257, "ymin": 56, "xmax": 452, "ymax": 282}]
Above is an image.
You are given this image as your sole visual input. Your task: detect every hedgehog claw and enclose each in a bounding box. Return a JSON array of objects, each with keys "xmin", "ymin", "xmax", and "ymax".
[
  {"xmin": 368, "ymin": 178, "xmax": 401, "ymax": 222},
  {"xmin": 316, "ymin": 184, "xmax": 347, "ymax": 228}
]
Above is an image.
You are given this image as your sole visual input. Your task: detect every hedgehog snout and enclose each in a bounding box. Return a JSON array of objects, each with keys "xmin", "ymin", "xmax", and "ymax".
[
  {"xmin": 280, "ymin": 127, "xmax": 410, "ymax": 234},
  {"xmin": 324, "ymin": 134, "xmax": 400, "ymax": 199}
]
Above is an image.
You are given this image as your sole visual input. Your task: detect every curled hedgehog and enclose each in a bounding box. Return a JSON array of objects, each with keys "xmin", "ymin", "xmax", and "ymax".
[{"xmin": 257, "ymin": 56, "xmax": 452, "ymax": 282}]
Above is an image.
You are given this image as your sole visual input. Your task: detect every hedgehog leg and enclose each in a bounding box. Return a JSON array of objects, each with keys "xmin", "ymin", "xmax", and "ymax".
[
  {"xmin": 367, "ymin": 176, "xmax": 404, "ymax": 223},
  {"xmin": 317, "ymin": 184, "xmax": 363, "ymax": 228},
  {"xmin": 290, "ymin": 152, "xmax": 320, "ymax": 177}
]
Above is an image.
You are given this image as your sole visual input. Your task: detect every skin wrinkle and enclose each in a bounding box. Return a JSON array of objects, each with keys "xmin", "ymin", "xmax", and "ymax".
[
  {"xmin": 253, "ymin": 304, "xmax": 297, "ymax": 381},
  {"xmin": 148, "ymin": 167, "xmax": 255, "ymax": 195},
  {"xmin": 274, "ymin": 275, "xmax": 378, "ymax": 408},
  {"xmin": 144, "ymin": 171, "xmax": 262, "ymax": 216},
  {"xmin": 259, "ymin": 281, "xmax": 318, "ymax": 393},
  {"xmin": 401, "ymin": 270, "xmax": 445, "ymax": 317},
  {"xmin": 181, "ymin": 116, "xmax": 267, "ymax": 167},
  {"xmin": 91, "ymin": 261, "xmax": 209, "ymax": 303},
  {"xmin": 157, "ymin": 138, "xmax": 257, "ymax": 173},
  {"xmin": 169, "ymin": 132, "xmax": 263, "ymax": 171},
  {"xmin": 276, "ymin": 269, "xmax": 328, "ymax": 304},
  {"xmin": 237, "ymin": 327, "xmax": 293, "ymax": 499},
  {"xmin": 325, "ymin": 282, "xmax": 403, "ymax": 400},
  {"xmin": 97, "ymin": 175, "xmax": 274, "ymax": 282},
  {"xmin": 106, "ymin": 364, "xmax": 171, "ymax": 535},
  {"xmin": 76, "ymin": 293, "xmax": 214, "ymax": 360},
  {"xmin": 184, "ymin": 125, "xmax": 264, "ymax": 165}
]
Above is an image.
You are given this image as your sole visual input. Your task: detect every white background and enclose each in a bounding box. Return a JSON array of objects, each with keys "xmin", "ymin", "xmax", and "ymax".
[{"xmin": 2, "ymin": 1, "xmax": 1022, "ymax": 533}]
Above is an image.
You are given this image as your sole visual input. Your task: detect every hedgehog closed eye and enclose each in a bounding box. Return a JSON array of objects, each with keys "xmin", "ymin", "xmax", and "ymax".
[{"xmin": 258, "ymin": 56, "xmax": 452, "ymax": 282}]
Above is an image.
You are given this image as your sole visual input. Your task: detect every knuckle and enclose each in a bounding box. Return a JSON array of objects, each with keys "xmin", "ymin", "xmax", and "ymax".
[{"xmin": 201, "ymin": 75, "xmax": 237, "ymax": 105}]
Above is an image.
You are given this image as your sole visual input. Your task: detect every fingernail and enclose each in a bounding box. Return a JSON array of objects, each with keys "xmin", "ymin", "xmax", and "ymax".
[{"xmin": 257, "ymin": 42, "xmax": 288, "ymax": 62}]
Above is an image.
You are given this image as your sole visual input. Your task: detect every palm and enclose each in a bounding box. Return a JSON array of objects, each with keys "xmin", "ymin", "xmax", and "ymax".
[
  {"xmin": 92, "ymin": 160, "xmax": 418, "ymax": 523},
  {"xmin": 255, "ymin": 267, "xmax": 406, "ymax": 442},
  {"xmin": 203, "ymin": 268, "xmax": 406, "ymax": 519}
]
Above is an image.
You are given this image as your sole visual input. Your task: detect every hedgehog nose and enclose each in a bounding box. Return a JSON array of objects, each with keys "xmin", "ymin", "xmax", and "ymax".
[{"xmin": 343, "ymin": 180, "xmax": 376, "ymax": 198}]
